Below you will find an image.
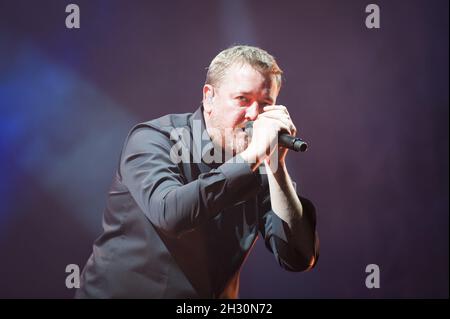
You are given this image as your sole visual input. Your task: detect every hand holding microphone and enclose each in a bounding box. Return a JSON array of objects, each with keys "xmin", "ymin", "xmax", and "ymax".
[
  {"xmin": 241, "ymin": 105, "xmax": 307, "ymax": 167},
  {"xmin": 245, "ymin": 122, "xmax": 308, "ymax": 152}
]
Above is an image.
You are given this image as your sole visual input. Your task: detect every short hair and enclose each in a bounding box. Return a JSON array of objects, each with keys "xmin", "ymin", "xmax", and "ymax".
[{"xmin": 205, "ymin": 45, "xmax": 283, "ymax": 90}]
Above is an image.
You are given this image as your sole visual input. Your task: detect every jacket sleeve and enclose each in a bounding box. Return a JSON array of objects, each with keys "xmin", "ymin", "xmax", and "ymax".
[
  {"xmin": 119, "ymin": 125, "xmax": 262, "ymax": 238},
  {"xmin": 258, "ymin": 175, "xmax": 320, "ymax": 272}
]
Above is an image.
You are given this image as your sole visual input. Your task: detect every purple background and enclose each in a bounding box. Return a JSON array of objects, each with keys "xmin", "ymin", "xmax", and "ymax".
[{"xmin": 0, "ymin": 0, "xmax": 448, "ymax": 298}]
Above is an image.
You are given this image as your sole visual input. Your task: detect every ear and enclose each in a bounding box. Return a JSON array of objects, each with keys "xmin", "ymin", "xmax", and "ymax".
[{"xmin": 202, "ymin": 84, "xmax": 214, "ymax": 114}]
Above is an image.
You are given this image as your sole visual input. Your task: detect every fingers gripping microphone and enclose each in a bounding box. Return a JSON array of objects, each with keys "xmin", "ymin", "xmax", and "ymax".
[{"xmin": 245, "ymin": 121, "xmax": 308, "ymax": 152}]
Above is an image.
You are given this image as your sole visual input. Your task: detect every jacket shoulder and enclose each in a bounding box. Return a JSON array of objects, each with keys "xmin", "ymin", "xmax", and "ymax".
[{"xmin": 126, "ymin": 112, "xmax": 193, "ymax": 139}]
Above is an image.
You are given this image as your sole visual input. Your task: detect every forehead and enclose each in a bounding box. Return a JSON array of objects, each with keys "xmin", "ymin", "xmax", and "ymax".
[{"xmin": 219, "ymin": 63, "xmax": 278, "ymax": 95}]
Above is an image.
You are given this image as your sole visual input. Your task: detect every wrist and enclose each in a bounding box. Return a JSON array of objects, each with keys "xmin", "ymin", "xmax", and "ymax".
[
  {"xmin": 277, "ymin": 158, "xmax": 287, "ymax": 169},
  {"xmin": 240, "ymin": 148, "xmax": 262, "ymax": 172},
  {"xmin": 266, "ymin": 157, "xmax": 287, "ymax": 175}
]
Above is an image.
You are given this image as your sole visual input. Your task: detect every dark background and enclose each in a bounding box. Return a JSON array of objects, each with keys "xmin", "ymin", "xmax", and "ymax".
[{"xmin": 0, "ymin": 0, "xmax": 448, "ymax": 298}]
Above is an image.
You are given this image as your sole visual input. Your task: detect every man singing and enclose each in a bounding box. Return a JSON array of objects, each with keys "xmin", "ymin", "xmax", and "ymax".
[{"xmin": 76, "ymin": 45, "xmax": 319, "ymax": 298}]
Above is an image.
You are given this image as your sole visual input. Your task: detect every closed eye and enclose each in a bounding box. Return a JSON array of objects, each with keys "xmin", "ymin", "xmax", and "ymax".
[{"xmin": 236, "ymin": 96, "xmax": 251, "ymax": 106}]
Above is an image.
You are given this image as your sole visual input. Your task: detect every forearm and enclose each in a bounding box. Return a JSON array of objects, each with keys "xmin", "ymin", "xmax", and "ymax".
[
  {"xmin": 148, "ymin": 160, "xmax": 259, "ymax": 236},
  {"xmin": 266, "ymin": 162, "xmax": 302, "ymax": 223},
  {"xmin": 266, "ymin": 161, "xmax": 316, "ymax": 261},
  {"xmin": 123, "ymin": 150, "xmax": 260, "ymax": 238}
]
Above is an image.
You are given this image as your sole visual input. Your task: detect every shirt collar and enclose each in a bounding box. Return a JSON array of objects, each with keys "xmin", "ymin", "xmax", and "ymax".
[{"xmin": 189, "ymin": 105, "xmax": 222, "ymax": 168}]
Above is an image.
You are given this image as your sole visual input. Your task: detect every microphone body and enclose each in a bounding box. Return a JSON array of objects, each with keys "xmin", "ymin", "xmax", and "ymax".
[
  {"xmin": 245, "ymin": 121, "xmax": 308, "ymax": 152},
  {"xmin": 278, "ymin": 134, "xmax": 308, "ymax": 152}
]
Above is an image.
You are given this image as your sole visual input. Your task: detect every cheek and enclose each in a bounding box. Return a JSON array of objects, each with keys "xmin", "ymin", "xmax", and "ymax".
[
  {"xmin": 212, "ymin": 102, "xmax": 246, "ymax": 127},
  {"xmin": 230, "ymin": 109, "xmax": 246, "ymax": 126}
]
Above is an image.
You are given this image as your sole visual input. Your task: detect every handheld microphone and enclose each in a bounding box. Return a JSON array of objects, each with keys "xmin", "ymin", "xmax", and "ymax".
[{"xmin": 245, "ymin": 121, "xmax": 308, "ymax": 152}]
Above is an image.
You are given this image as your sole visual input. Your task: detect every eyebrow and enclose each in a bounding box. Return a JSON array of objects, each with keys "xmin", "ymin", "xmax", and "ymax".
[{"xmin": 236, "ymin": 91, "xmax": 274, "ymax": 104}]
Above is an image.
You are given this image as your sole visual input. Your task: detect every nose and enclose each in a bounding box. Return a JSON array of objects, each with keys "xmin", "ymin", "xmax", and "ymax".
[{"xmin": 244, "ymin": 102, "xmax": 260, "ymax": 121}]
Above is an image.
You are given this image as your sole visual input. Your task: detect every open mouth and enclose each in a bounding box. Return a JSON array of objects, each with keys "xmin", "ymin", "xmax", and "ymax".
[
  {"xmin": 236, "ymin": 122, "xmax": 248, "ymax": 132},
  {"xmin": 233, "ymin": 125, "xmax": 246, "ymax": 133}
]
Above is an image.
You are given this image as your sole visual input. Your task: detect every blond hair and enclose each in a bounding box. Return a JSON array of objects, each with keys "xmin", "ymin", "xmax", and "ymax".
[{"xmin": 205, "ymin": 45, "xmax": 283, "ymax": 90}]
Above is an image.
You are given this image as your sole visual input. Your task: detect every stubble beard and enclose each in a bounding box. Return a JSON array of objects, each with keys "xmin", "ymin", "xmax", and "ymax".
[{"xmin": 208, "ymin": 118, "xmax": 250, "ymax": 159}]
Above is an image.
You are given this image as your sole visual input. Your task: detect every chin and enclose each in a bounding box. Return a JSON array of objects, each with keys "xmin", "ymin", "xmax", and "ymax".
[
  {"xmin": 232, "ymin": 139, "xmax": 249, "ymax": 156},
  {"xmin": 222, "ymin": 130, "xmax": 249, "ymax": 158}
]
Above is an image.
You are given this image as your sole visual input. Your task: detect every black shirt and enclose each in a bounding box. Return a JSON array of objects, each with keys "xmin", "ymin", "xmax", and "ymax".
[{"xmin": 76, "ymin": 106, "xmax": 318, "ymax": 298}]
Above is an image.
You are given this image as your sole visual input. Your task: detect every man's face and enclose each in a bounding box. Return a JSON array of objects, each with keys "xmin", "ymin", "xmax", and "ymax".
[{"xmin": 203, "ymin": 63, "xmax": 279, "ymax": 156}]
